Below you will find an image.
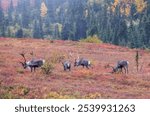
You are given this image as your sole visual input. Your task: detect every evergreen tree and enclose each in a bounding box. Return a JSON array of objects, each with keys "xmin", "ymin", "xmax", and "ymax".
[
  {"xmin": 33, "ymin": 20, "xmax": 42, "ymax": 38},
  {"xmin": 8, "ymin": 0, "xmax": 14, "ymax": 25},
  {"xmin": 21, "ymin": 0, "xmax": 31, "ymax": 28},
  {"xmin": 0, "ymin": 1, "xmax": 5, "ymax": 36},
  {"xmin": 16, "ymin": 28, "xmax": 23, "ymax": 38},
  {"xmin": 0, "ymin": 0, "xmax": 149, "ymax": 48},
  {"xmin": 144, "ymin": 1, "xmax": 150, "ymax": 47}
]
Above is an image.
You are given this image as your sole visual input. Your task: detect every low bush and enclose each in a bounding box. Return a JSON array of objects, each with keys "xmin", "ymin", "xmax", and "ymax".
[
  {"xmin": 84, "ymin": 92, "xmax": 102, "ymax": 99},
  {"xmin": 0, "ymin": 85, "xmax": 30, "ymax": 99},
  {"xmin": 80, "ymin": 35, "xmax": 103, "ymax": 43},
  {"xmin": 49, "ymin": 52, "xmax": 65, "ymax": 64},
  {"xmin": 16, "ymin": 68, "xmax": 24, "ymax": 74},
  {"xmin": 45, "ymin": 92, "xmax": 75, "ymax": 99},
  {"xmin": 41, "ymin": 60, "xmax": 54, "ymax": 75},
  {"xmin": 0, "ymin": 93, "xmax": 16, "ymax": 99}
]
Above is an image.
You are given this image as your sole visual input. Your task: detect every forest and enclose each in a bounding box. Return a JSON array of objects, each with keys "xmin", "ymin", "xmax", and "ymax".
[{"xmin": 0, "ymin": 0, "xmax": 150, "ymax": 48}]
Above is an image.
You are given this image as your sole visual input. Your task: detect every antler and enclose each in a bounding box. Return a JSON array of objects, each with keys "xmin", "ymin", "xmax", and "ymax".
[
  {"xmin": 30, "ymin": 51, "xmax": 34, "ymax": 56},
  {"xmin": 110, "ymin": 66, "xmax": 114, "ymax": 70},
  {"xmin": 109, "ymin": 66, "xmax": 115, "ymax": 73},
  {"xmin": 105, "ymin": 64, "xmax": 115, "ymax": 73},
  {"xmin": 68, "ymin": 50, "xmax": 74, "ymax": 59},
  {"xmin": 20, "ymin": 52, "xmax": 27, "ymax": 63},
  {"xmin": 30, "ymin": 51, "xmax": 35, "ymax": 60}
]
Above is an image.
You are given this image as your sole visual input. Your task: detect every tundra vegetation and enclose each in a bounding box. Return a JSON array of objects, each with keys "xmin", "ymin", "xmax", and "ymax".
[
  {"xmin": 0, "ymin": 39, "xmax": 150, "ymax": 99},
  {"xmin": 0, "ymin": 0, "xmax": 150, "ymax": 99}
]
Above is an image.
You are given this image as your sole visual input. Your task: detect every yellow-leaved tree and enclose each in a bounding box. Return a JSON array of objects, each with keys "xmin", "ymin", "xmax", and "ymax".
[
  {"xmin": 40, "ymin": 0, "xmax": 48, "ymax": 18},
  {"xmin": 135, "ymin": 0, "xmax": 147, "ymax": 13},
  {"xmin": 111, "ymin": 0, "xmax": 147, "ymax": 16}
]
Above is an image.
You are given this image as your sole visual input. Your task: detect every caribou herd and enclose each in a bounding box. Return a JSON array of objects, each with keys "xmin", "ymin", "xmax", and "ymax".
[{"xmin": 19, "ymin": 52, "xmax": 129, "ymax": 74}]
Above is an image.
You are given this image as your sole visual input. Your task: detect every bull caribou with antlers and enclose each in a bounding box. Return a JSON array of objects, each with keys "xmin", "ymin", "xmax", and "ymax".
[{"xmin": 19, "ymin": 52, "xmax": 45, "ymax": 72}]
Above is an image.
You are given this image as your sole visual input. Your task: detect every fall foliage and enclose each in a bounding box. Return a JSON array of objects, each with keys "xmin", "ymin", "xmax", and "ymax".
[
  {"xmin": 40, "ymin": 0, "xmax": 48, "ymax": 17},
  {"xmin": 0, "ymin": 0, "xmax": 150, "ymax": 48},
  {"xmin": 111, "ymin": 0, "xmax": 147, "ymax": 16}
]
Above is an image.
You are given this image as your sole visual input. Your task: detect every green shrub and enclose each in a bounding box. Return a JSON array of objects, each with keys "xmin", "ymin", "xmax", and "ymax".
[
  {"xmin": 0, "ymin": 93, "xmax": 16, "ymax": 99},
  {"xmin": 80, "ymin": 35, "xmax": 103, "ymax": 43},
  {"xmin": 41, "ymin": 52, "xmax": 66, "ymax": 75},
  {"xmin": 41, "ymin": 61, "xmax": 54, "ymax": 75}
]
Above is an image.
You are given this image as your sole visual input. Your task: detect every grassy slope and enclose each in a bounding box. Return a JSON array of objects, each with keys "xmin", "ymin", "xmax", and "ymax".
[{"xmin": 0, "ymin": 38, "xmax": 150, "ymax": 99}]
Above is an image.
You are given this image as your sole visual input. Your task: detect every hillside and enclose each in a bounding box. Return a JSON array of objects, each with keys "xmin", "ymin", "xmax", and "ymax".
[{"xmin": 0, "ymin": 38, "xmax": 150, "ymax": 99}]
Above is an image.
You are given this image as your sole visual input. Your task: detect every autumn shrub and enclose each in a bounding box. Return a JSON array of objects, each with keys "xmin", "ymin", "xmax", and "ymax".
[
  {"xmin": 0, "ymin": 85, "xmax": 30, "ymax": 99},
  {"xmin": 84, "ymin": 92, "xmax": 102, "ymax": 99},
  {"xmin": 0, "ymin": 93, "xmax": 16, "ymax": 99},
  {"xmin": 0, "ymin": 86, "xmax": 15, "ymax": 99},
  {"xmin": 45, "ymin": 92, "xmax": 102, "ymax": 99},
  {"xmin": 17, "ymin": 86, "xmax": 30, "ymax": 95},
  {"xmin": 45, "ymin": 92, "xmax": 76, "ymax": 99},
  {"xmin": 50, "ymin": 52, "xmax": 65, "ymax": 64},
  {"xmin": 80, "ymin": 35, "xmax": 103, "ymax": 43},
  {"xmin": 16, "ymin": 68, "xmax": 24, "ymax": 74}
]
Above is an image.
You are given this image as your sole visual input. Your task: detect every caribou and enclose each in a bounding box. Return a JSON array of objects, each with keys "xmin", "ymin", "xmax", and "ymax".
[
  {"xmin": 20, "ymin": 53, "xmax": 45, "ymax": 72},
  {"xmin": 111, "ymin": 60, "xmax": 129, "ymax": 74},
  {"xmin": 62, "ymin": 61, "xmax": 71, "ymax": 71},
  {"xmin": 74, "ymin": 57, "xmax": 91, "ymax": 69}
]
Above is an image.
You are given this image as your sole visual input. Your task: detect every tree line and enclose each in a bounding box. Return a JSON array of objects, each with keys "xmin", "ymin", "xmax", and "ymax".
[{"xmin": 0, "ymin": 0, "xmax": 150, "ymax": 48}]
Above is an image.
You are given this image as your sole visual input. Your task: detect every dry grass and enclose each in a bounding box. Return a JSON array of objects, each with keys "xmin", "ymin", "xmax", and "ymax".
[{"xmin": 0, "ymin": 37, "xmax": 150, "ymax": 99}]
